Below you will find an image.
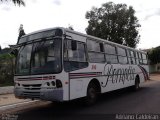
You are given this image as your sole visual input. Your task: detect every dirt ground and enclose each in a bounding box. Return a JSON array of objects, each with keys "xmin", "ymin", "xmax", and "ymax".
[
  {"xmin": 0, "ymin": 94, "xmax": 28, "ymax": 106},
  {"xmin": 150, "ymin": 73, "xmax": 160, "ymax": 81}
]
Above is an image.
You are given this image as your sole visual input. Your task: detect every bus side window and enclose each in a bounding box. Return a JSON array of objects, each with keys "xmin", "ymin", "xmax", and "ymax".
[
  {"xmin": 127, "ymin": 50, "xmax": 136, "ymax": 64},
  {"xmin": 142, "ymin": 53, "xmax": 147, "ymax": 64},
  {"xmin": 64, "ymin": 39, "xmax": 88, "ymax": 72},
  {"xmin": 87, "ymin": 39, "xmax": 105, "ymax": 63},
  {"xmin": 104, "ymin": 44, "xmax": 118, "ymax": 64},
  {"xmin": 130, "ymin": 51, "xmax": 136, "ymax": 64},
  {"xmin": 138, "ymin": 53, "xmax": 143, "ymax": 64},
  {"xmin": 135, "ymin": 52, "xmax": 139, "ymax": 64},
  {"xmin": 117, "ymin": 47, "xmax": 128, "ymax": 64}
]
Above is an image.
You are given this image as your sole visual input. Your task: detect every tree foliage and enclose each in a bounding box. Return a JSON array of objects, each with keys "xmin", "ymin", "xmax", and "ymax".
[
  {"xmin": 148, "ymin": 46, "xmax": 160, "ymax": 65},
  {"xmin": 0, "ymin": 47, "xmax": 15, "ymax": 86},
  {"xmin": 0, "ymin": 0, "xmax": 25, "ymax": 6},
  {"xmin": 85, "ymin": 2, "xmax": 141, "ymax": 48}
]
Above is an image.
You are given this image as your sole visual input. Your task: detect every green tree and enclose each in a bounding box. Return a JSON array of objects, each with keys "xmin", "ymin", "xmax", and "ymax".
[
  {"xmin": 85, "ymin": 2, "xmax": 140, "ymax": 48},
  {"xmin": 0, "ymin": 52, "xmax": 15, "ymax": 87},
  {"xmin": 0, "ymin": 0, "xmax": 25, "ymax": 6},
  {"xmin": 148, "ymin": 46, "xmax": 160, "ymax": 65}
]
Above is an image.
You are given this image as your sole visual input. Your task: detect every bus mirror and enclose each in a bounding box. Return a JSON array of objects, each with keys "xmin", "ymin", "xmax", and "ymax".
[
  {"xmin": 10, "ymin": 49, "xmax": 18, "ymax": 56},
  {"xmin": 99, "ymin": 43, "xmax": 104, "ymax": 52},
  {"xmin": 71, "ymin": 41, "xmax": 77, "ymax": 50}
]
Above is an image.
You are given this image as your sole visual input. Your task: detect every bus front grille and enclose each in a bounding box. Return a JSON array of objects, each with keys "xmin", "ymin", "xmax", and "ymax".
[
  {"xmin": 23, "ymin": 91, "xmax": 40, "ymax": 98},
  {"xmin": 22, "ymin": 84, "xmax": 41, "ymax": 90}
]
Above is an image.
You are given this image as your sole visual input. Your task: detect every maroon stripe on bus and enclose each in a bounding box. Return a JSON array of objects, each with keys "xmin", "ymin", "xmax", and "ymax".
[
  {"xmin": 16, "ymin": 76, "xmax": 55, "ymax": 81},
  {"xmin": 138, "ymin": 65, "xmax": 148, "ymax": 80},
  {"xmin": 69, "ymin": 72, "xmax": 102, "ymax": 79}
]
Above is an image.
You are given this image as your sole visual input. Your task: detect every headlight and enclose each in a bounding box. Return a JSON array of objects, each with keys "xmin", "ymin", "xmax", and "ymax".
[
  {"xmin": 56, "ymin": 79, "xmax": 62, "ymax": 88},
  {"xmin": 51, "ymin": 81, "xmax": 55, "ymax": 86}
]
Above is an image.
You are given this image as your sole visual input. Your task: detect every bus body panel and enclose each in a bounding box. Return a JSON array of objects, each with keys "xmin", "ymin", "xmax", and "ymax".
[{"xmin": 68, "ymin": 63, "xmax": 147, "ymax": 100}]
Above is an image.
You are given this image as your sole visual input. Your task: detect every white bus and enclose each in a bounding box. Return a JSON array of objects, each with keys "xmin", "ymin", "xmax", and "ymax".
[{"xmin": 13, "ymin": 27, "xmax": 149, "ymax": 105}]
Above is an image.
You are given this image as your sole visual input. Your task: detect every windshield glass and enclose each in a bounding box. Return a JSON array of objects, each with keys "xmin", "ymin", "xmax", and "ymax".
[
  {"xmin": 16, "ymin": 44, "xmax": 32, "ymax": 75},
  {"xmin": 16, "ymin": 38, "xmax": 62, "ymax": 75}
]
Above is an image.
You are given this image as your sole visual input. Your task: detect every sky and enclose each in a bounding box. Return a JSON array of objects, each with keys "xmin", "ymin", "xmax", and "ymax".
[{"xmin": 0, "ymin": 0, "xmax": 160, "ymax": 49}]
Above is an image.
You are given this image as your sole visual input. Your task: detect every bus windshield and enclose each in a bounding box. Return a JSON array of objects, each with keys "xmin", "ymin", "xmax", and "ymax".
[{"xmin": 16, "ymin": 38, "xmax": 62, "ymax": 75}]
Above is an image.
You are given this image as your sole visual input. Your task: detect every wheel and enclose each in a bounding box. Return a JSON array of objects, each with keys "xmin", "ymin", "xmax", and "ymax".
[
  {"xmin": 85, "ymin": 83, "xmax": 98, "ymax": 105},
  {"xmin": 133, "ymin": 77, "xmax": 140, "ymax": 91}
]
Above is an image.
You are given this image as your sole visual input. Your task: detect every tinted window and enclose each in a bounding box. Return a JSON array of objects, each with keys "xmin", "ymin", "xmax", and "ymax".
[
  {"xmin": 117, "ymin": 47, "xmax": 128, "ymax": 64},
  {"xmin": 130, "ymin": 51, "xmax": 135, "ymax": 57},
  {"xmin": 104, "ymin": 44, "xmax": 116, "ymax": 54},
  {"xmin": 130, "ymin": 51, "xmax": 136, "ymax": 64},
  {"xmin": 135, "ymin": 52, "xmax": 139, "ymax": 64},
  {"xmin": 138, "ymin": 53, "xmax": 143, "ymax": 64},
  {"xmin": 89, "ymin": 52, "xmax": 105, "ymax": 63},
  {"xmin": 64, "ymin": 39, "xmax": 88, "ymax": 72},
  {"xmin": 67, "ymin": 41, "xmax": 87, "ymax": 62},
  {"xmin": 117, "ymin": 47, "xmax": 126, "ymax": 56},
  {"xmin": 87, "ymin": 39, "xmax": 105, "ymax": 63},
  {"xmin": 127, "ymin": 50, "xmax": 136, "ymax": 64},
  {"xmin": 87, "ymin": 39, "xmax": 101, "ymax": 52},
  {"xmin": 138, "ymin": 53, "xmax": 142, "ymax": 59},
  {"xmin": 142, "ymin": 53, "xmax": 147, "ymax": 64},
  {"xmin": 31, "ymin": 39, "xmax": 62, "ymax": 74},
  {"xmin": 142, "ymin": 54, "xmax": 147, "ymax": 59},
  {"xmin": 16, "ymin": 38, "xmax": 62, "ymax": 75},
  {"xmin": 118, "ymin": 56, "xmax": 128, "ymax": 64},
  {"xmin": 106, "ymin": 55, "xmax": 118, "ymax": 64},
  {"xmin": 16, "ymin": 44, "xmax": 32, "ymax": 75},
  {"xmin": 104, "ymin": 44, "xmax": 118, "ymax": 64},
  {"xmin": 135, "ymin": 52, "xmax": 139, "ymax": 58}
]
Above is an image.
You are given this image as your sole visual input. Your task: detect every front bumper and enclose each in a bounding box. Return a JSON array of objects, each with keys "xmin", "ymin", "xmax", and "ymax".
[{"xmin": 14, "ymin": 87, "xmax": 63, "ymax": 101}]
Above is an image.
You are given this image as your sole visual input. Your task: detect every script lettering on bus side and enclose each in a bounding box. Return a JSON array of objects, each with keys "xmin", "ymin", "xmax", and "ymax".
[{"xmin": 101, "ymin": 64, "xmax": 135, "ymax": 87}]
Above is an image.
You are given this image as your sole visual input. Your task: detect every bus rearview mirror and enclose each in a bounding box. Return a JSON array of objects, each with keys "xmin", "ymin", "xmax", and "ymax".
[
  {"xmin": 71, "ymin": 41, "xmax": 77, "ymax": 50},
  {"xmin": 10, "ymin": 49, "xmax": 18, "ymax": 56}
]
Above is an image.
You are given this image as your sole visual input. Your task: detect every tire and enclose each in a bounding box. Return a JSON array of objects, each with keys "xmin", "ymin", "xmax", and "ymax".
[
  {"xmin": 133, "ymin": 77, "xmax": 140, "ymax": 91},
  {"xmin": 85, "ymin": 83, "xmax": 98, "ymax": 105}
]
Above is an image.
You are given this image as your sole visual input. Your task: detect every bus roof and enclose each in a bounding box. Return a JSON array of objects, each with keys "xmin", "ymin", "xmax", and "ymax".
[
  {"xmin": 21, "ymin": 27, "xmax": 146, "ymax": 54},
  {"xmin": 64, "ymin": 28, "xmax": 146, "ymax": 54}
]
